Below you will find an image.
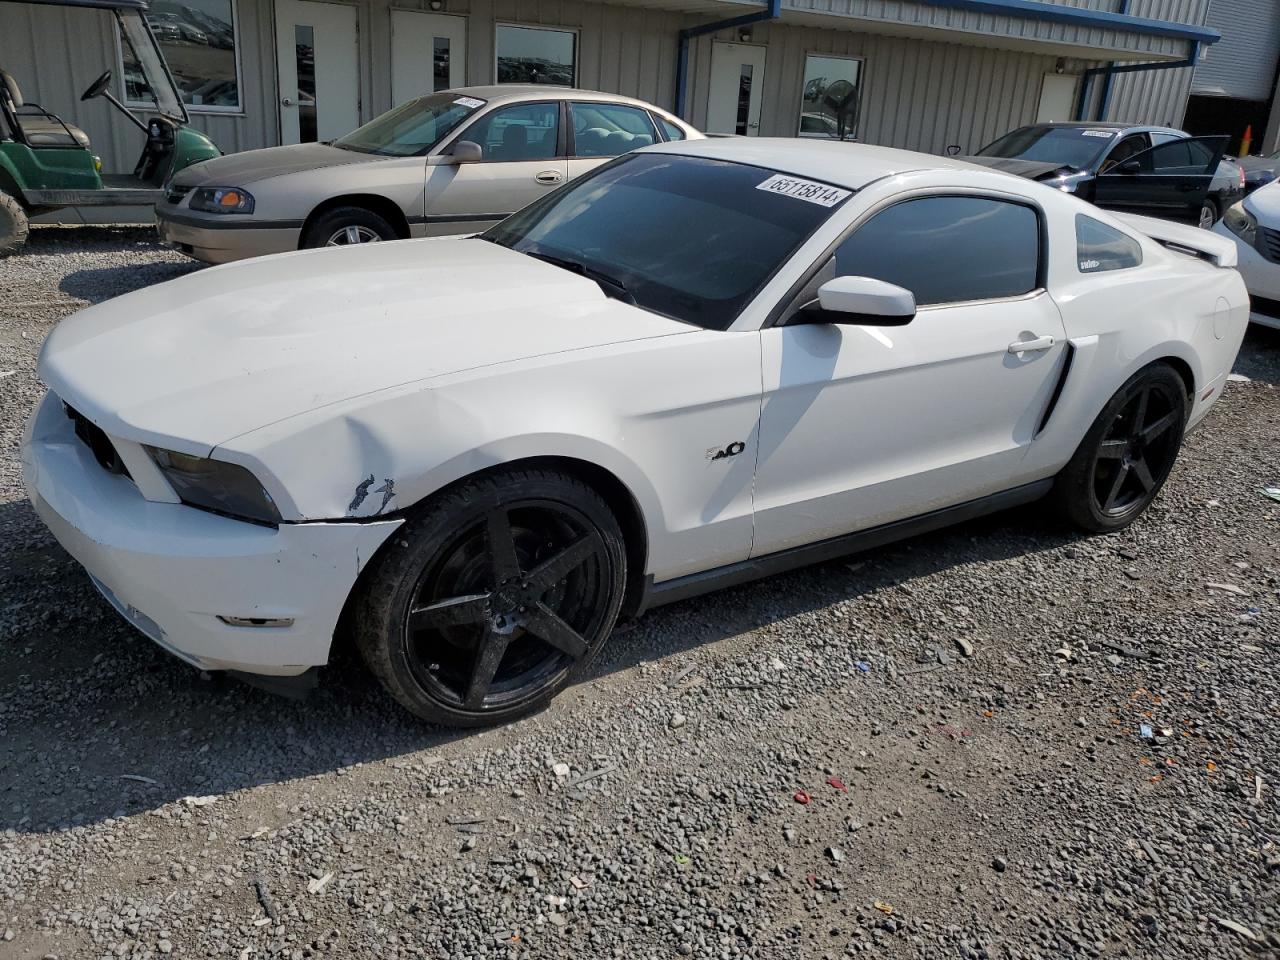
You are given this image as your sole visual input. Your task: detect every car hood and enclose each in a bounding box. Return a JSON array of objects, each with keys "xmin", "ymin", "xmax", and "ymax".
[
  {"xmin": 39, "ymin": 239, "xmax": 690, "ymax": 452},
  {"xmin": 173, "ymin": 142, "xmax": 381, "ymax": 187},
  {"xmin": 960, "ymin": 156, "xmax": 1075, "ymax": 180},
  {"xmin": 1245, "ymin": 180, "xmax": 1280, "ymax": 223}
]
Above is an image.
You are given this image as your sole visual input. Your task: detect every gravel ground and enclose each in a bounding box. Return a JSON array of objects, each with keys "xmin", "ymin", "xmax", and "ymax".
[{"xmin": 2, "ymin": 224, "xmax": 1280, "ymax": 960}]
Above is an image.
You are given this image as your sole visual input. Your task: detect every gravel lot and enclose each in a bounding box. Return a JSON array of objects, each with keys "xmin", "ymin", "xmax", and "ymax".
[{"xmin": 2, "ymin": 224, "xmax": 1280, "ymax": 960}]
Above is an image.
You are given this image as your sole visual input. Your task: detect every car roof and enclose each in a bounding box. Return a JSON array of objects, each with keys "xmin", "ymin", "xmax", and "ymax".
[
  {"xmin": 1017, "ymin": 121, "xmax": 1185, "ymax": 136},
  {"xmin": 639, "ymin": 137, "xmax": 976, "ymax": 190},
  {"xmin": 450, "ymin": 85, "xmax": 680, "ymax": 115}
]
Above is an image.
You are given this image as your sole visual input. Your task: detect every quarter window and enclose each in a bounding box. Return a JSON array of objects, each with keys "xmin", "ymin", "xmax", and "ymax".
[
  {"xmin": 570, "ymin": 103, "xmax": 656, "ymax": 157},
  {"xmin": 655, "ymin": 116, "xmax": 686, "ymax": 141},
  {"xmin": 834, "ymin": 196, "xmax": 1040, "ymax": 306},
  {"xmin": 461, "ymin": 102, "xmax": 559, "ymax": 161},
  {"xmin": 121, "ymin": 0, "xmax": 241, "ymax": 111},
  {"xmin": 495, "ymin": 24, "xmax": 576, "ymax": 86},
  {"xmin": 1076, "ymin": 215, "xmax": 1143, "ymax": 273}
]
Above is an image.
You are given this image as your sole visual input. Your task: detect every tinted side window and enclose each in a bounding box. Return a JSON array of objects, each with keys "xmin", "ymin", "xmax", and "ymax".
[
  {"xmin": 570, "ymin": 102, "xmax": 657, "ymax": 157},
  {"xmin": 1137, "ymin": 137, "xmax": 1214, "ymax": 174},
  {"xmin": 1099, "ymin": 134, "xmax": 1150, "ymax": 172},
  {"xmin": 1076, "ymin": 215, "xmax": 1142, "ymax": 273},
  {"xmin": 461, "ymin": 102, "xmax": 559, "ymax": 161},
  {"xmin": 833, "ymin": 196, "xmax": 1040, "ymax": 306},
  {"xmin": 655, "ymin": 116, "xmax": 686, "ymax": 141}
]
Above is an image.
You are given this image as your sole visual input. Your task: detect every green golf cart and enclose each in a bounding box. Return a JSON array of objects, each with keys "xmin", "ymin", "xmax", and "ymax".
[{"xmin": 0, "ymin": 0, "xmax": 220, "ymax": 255}]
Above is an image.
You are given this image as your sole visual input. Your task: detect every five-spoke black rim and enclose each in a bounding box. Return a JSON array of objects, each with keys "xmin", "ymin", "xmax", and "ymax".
[
  {"xmin": 1092, "ymin": 380, "xmax": 1182, "ymax": 517},
  {"xmin": 403, "ymin": 499, "xmax": 612, "ymax": 713}
]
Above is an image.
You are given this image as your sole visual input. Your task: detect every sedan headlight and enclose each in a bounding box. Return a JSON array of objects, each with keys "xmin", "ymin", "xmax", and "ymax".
[
  {"xmin": 1223, "ymin": 202, "xmax": 1257, "ymax": 244},
  {"xmin": 147, "ymin": 447, "xmax": 280, "ymax": 525},
  {"xmin": 189, "ymin": 186, "xmax": 255, "ymax": 214}
]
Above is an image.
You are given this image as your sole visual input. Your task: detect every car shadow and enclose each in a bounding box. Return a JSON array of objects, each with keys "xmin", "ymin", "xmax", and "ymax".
[
  {"xmin": 0, "ymin": 493, "xmax": 1078, "ymax": 835},
  {"xmin": 58, "ymin": 261, "xmax": 203, "ymax": 305},
  {"xmin": 17, "ymin": 225, "xmax": 203, "ymax": 305},
  {"xmin": 1237, "ymin": 316, "xmax": 1280, "ymax": 385}
]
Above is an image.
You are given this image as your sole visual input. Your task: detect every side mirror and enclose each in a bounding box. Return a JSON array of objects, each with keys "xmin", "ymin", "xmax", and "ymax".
[
  {"xmin": 449, "ymin": 140, "xmax": 483, "ymax": 164},
  {"xmin": 946, "ymin": 144, "xmax": 961, "ymax": 156},
  {"xmin": 799, "ymin": 276, "xmax": 916, "ymax": 326},
  {"xmin": 1116, "ymin": 159, "xmax": 1141, "ymax": 175}
]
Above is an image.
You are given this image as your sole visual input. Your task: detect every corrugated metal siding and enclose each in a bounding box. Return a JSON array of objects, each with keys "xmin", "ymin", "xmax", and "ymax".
[
  {"xmin": 1192, "ymin": 0, "xmax": 1280, "ymax": 101},
  {"xmin": 686, "ymin": 22, "xmax": 1093, "ymax": 152},
  {"xmin": 1102, "ymin": 62, "xmax": 1194, "ymax": 125}
]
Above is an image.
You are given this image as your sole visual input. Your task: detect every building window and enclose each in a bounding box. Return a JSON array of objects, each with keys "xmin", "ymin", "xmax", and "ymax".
[
  {"xmin": 121, "ymin": 0, "xmax": 241, "ymax": 112},
  {"xmin": 495, "ymin": 24, "xmax": 576, "ymax": 86},
  {"xmin": 798, "ymin": 54, "xmax": 861, "ymax": 140}
]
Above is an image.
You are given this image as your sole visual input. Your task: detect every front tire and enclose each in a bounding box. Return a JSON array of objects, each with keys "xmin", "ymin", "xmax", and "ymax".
[
  {"xmin": 301, "ymin": 206, "xmax": 398, "ymax": 249},
  {"xmin": 1050, "ymin": 362, "xmax": 1188, "ymax": 533},
  {"xmin": 352, "ymin": 467, "xmax": 627, "ymax": 726},
  {"xmin": 0, "ymin": 192, "xmax": 30, "ymax": 258}
]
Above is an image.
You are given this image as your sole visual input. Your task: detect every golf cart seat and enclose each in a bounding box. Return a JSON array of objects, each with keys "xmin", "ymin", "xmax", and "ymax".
[{"xmin": 1, "ymin": 67, "xmax": 92, "ymax": 148}]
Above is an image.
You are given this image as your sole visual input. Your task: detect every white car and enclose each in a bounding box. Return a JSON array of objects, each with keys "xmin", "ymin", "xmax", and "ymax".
[
  {"xmin": 1214, "ymin": 180, "xmax": 1280, "ymax": 329},
  {"xmin": 24, "ymin": 139, "xmax": 1249, "ymax": 725}
]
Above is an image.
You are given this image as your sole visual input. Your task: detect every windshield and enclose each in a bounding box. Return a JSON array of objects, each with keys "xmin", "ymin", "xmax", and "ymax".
[
  {"xmin": 116, "ymin": 10, "xmax": 186, "ymax": 120},
  {"xmin": 978, "ymin": 126, "xmax": 1115, "ymax": 169},
  {"xmin": 483, "ymin": 153, "xmax": 851, "ymax": 330},
  {"xmin": 334, "ymin": 94, "xmax": 482, "ymax": 156}
]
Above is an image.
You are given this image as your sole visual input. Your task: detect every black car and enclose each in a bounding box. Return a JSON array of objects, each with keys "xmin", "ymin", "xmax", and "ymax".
[
  {"xmin": 1237, "ymin": 150, "xmax": 1280, "ymax": 194},
  {"xmin": 957, "ymin": 123, "xmax": 1231, "ymax": 228}
]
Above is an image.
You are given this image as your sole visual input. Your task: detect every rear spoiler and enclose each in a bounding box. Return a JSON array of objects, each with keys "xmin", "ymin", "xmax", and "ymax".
[{"xmin": 1114, "ymin": 213, "xmax": 1238, "ymax": 268}]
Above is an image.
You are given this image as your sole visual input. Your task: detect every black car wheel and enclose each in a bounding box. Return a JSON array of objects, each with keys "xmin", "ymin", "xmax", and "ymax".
[
  {"xmin": 1050, "ymin": 362, "xmax": 1187, "ymax": 533},
  {"xmin": 301, "ymin": 206, "xmax": 399, "ymax": 249},
  {"xmin": 353, "ymin": 467, "xmax": 627, "ymax": 726}
]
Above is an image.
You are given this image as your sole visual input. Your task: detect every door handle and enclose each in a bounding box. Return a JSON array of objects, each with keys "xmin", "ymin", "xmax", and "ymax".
[
  {"xmin": 1008, "ymin": 335, "xmax": 1056, "ymax": 353},
  {"xmin": 535, "ymin": 170, "xmax": 563, "ymax": 185}
]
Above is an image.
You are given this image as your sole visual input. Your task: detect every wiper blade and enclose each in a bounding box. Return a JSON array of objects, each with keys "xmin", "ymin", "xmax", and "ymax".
[{"xmin": 524, "ymin": 251, "xmax": 635, "ymax": 304}]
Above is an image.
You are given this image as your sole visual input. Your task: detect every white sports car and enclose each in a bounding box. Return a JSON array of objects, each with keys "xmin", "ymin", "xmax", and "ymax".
[
  {"xmin": 23, "ymin": 139, "xmax": 1249, "ymax": 725},
  {"xmin": 1214, "ymin": 180, "xmax": 1280, "ymax": 329}
]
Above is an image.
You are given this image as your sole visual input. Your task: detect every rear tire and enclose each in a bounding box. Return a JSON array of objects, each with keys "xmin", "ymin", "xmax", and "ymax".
[
  {"xmin": 0, "ymin": 192, "xmax": 30, "ymax": 258},
  {"xmin": 301, "ymin": 206, "xmax": 399, "ymax": 249},
  {"xmin": 352, "ymin": 467, "xmax": 627, "ymax": 726},
  {"xmin": 1049, "ymin": 362, "xmax": 1187, "ymax": 533}
]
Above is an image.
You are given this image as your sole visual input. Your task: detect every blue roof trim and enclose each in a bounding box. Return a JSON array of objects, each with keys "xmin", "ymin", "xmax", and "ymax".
[{"xmin": 918, "ymin": 0, "xmax": 1221, "ymax": 45}]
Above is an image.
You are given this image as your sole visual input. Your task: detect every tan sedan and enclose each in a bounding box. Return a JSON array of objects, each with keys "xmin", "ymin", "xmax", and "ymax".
[{"xmin": 156, "ymin": 86, "xmax": 701, "ymax": 264}]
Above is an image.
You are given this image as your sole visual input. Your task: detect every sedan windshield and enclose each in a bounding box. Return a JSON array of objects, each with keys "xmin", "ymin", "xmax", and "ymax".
[
  {"xmin": 483, "ymin": 153, "xmax": 850, "ymax": 330},
  {"xmin": 979, "ymin": 126, "xmax": 1115, "ymax": 169},
  {"xmin": 334, "ymin": 93, "xmax": 482, "ymax": 156}
]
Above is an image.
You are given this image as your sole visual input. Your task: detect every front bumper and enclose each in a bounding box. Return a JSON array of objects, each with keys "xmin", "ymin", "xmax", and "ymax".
[
  {"xmin": 155, "ymin": 203, "xmax": 303, "ymax": 265},
  {"xmin": 1212, "ymin": 220, "xmax": 1280, "ymax": 303},
  {"xmin": 22, "ymin": 392, "xmax": 401, "ymax": 675}
]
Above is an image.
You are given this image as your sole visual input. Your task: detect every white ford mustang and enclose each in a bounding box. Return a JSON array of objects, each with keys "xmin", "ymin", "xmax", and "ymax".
[{"xmin": 23, "ymin": 139, "xmax": 1249, "ymax": 725}]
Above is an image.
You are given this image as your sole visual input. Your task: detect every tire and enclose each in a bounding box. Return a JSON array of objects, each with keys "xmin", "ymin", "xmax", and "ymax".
[
  {"xmin": 1049, "ymin": 362, "xmax": 1188, "ymax": 533},
  {"xmin": 352, "ymin": 467, "xmax": 627, "ymax": 726},
  {"xmin": 0, "ymin": 192, "xmax": 30, "ymax": 258},
  {"xmin": 301, "ymin": 206, "xmax": 399, "ymax": 249},
  {"xmin": 1198, "ymin": 200, "xmax": 1218, "ymax": 230}
]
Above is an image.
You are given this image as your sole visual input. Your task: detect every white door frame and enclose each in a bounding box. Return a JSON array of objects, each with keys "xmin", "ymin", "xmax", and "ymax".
[
  {"xmin": 391, "ymin": 9, "xmax": 467, "ymax": 104},
  {"xmin": 706, "ymin": 41, "xmax": 767, "ymax": 136},
  {"xmin": 274, "ymin": 0, "xmax": 361, "ymax": 145}
]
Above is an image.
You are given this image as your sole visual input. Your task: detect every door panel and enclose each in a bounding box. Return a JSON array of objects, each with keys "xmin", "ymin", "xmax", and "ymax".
[
  {"xmin": 707, "ymin": 42, "xmax": 766, "ymax": 136},
  {"xmin": 391, "ymin": 11, "xmax": 466, "ymax": 106},
  {"xmin": 275, "ymin": 0, "xmax": 359, "ymax": 145},
  {"xmin": 1036, "ymin": 73, "xmax": 1077, "ymax": 123},
  {"xmin": 1091, "ymin": 135, "xmax": 1229, "ymax": 222},
  {"xmin": 752, "ymin": 294, "xmax": 1068, "ymax": 557}
]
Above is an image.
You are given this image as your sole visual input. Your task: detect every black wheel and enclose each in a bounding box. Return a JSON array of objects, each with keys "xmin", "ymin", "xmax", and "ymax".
[
  {"xmin": 301, "ymin": 206, "xmax": 398, "ymax": 249},
  {"xmin": 0, "ymin": 192, "xmax": 29, "ymax": 258},
  {"xmin": 1198, "ymin": 201, "xmax": 1218, "ymax": 230},
  {"xmin": 1050, "ymin": 363, "xmax": 1187, "ymax": 533},
  {"xmin": 352, "ymin": 467, "xmax": 627, "ymax": 726}
]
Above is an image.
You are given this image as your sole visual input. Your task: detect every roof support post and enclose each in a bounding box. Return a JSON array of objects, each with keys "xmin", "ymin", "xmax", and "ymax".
[
  {"xmin": 674, "ymin": 0, "xmax": 781, "ymax": 120},
  {"xmin": 1074, "ymin": 42, "xmax": 1201, "ymax": 122}
]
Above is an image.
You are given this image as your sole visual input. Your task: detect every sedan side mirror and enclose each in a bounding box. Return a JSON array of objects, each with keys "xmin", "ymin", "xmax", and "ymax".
[
  {"xmin": 946, "ymin": 144, "xmax": 962, "ymax": 156},
  {"xmin": 449, "ymin": 140, "xmax": 483, "ymax": 164},
  {"xmin": 796, "ymin": 276, "xmax": 916, "ymax": 326},
  {"xmin": 1115, "ymin": 159, "xmax": 1141, "ymax": 175}
]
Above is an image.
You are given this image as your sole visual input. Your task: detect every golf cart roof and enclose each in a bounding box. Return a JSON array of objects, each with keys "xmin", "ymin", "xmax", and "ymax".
[{"xmin": 0, "ymin": 0, "xmax": 148, "ymax": 10}]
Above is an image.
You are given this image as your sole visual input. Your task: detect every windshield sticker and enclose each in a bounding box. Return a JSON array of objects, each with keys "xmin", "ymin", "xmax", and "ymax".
[
  {"xmin": 1082, "ymin": 130, "xmax": 1116, "ymax": 138},
  {"xmin": 756, "ymin": 174, "xmax": 851, "ymax": 207},
  {"xmin": 453, "ymin": 96, "xmax": 486, "ymax": 109}
]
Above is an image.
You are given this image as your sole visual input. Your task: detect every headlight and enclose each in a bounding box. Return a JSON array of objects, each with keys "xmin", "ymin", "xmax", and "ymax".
[
  {"xmin": 189, "ymin": 186, "xmax": 255, "ymax": 214},
  {"xmin": 147, "ymin": 447, "xmax": 280, "ymax": 525},
  {"xmin": 1223, "ymin": 202, "xmax": 1257, "ymax": 243}
]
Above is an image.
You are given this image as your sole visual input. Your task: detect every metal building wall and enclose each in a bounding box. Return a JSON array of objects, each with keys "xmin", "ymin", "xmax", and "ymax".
[
  {"xmin": 1192, "ymin": 0, "xmax": 1280, "ymax": 102},
  {"xmin": 1093, "ymin": 0, "xmax": 1212, "ymax": 126}
]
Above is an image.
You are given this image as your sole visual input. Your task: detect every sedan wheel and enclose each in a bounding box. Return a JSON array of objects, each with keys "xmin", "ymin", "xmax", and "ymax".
[
  {"xmin": 326, "ymin": 224, "xmax": 383, "ymax": 246},
  {"xmin": 353, "ymin": 468, "xmax": 627, "ymax": 726},
  {"xmin": 1050, "ymin": 362, "xmax": 1187, "ymax": 532}
]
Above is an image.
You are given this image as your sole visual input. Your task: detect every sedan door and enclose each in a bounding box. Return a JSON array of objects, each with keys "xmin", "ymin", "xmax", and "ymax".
[
  {"xmin": 422, "ymin": 101, "xmax": 567, "ymax": 234},
  {"xmin": 1091, "ymin": 136, "xmax": 1229, "ymax": 222},
  {"xmin": 751, "ymin": 194, "xmax": 1069, "ymax": 558}
]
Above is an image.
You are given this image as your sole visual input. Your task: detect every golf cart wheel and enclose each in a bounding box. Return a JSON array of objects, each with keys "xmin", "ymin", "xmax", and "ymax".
[
  {"xmin": 0, "ymin": 192, "xmax": 30, "ymax": 258},
  {"xmin": 1198, "ymin": 201, "xmax": 1218, "ymax": 230},
  {"xmin": 353, "ymin": 467, "xmax": 627, "ymax": 726},
  {"xmin": 1050, "ymin": 362, "xmax": 1187, "ymax": 533},
  {"xmin": 301, "ymin": 206, "xmax": 398, "ymax": 249}
]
